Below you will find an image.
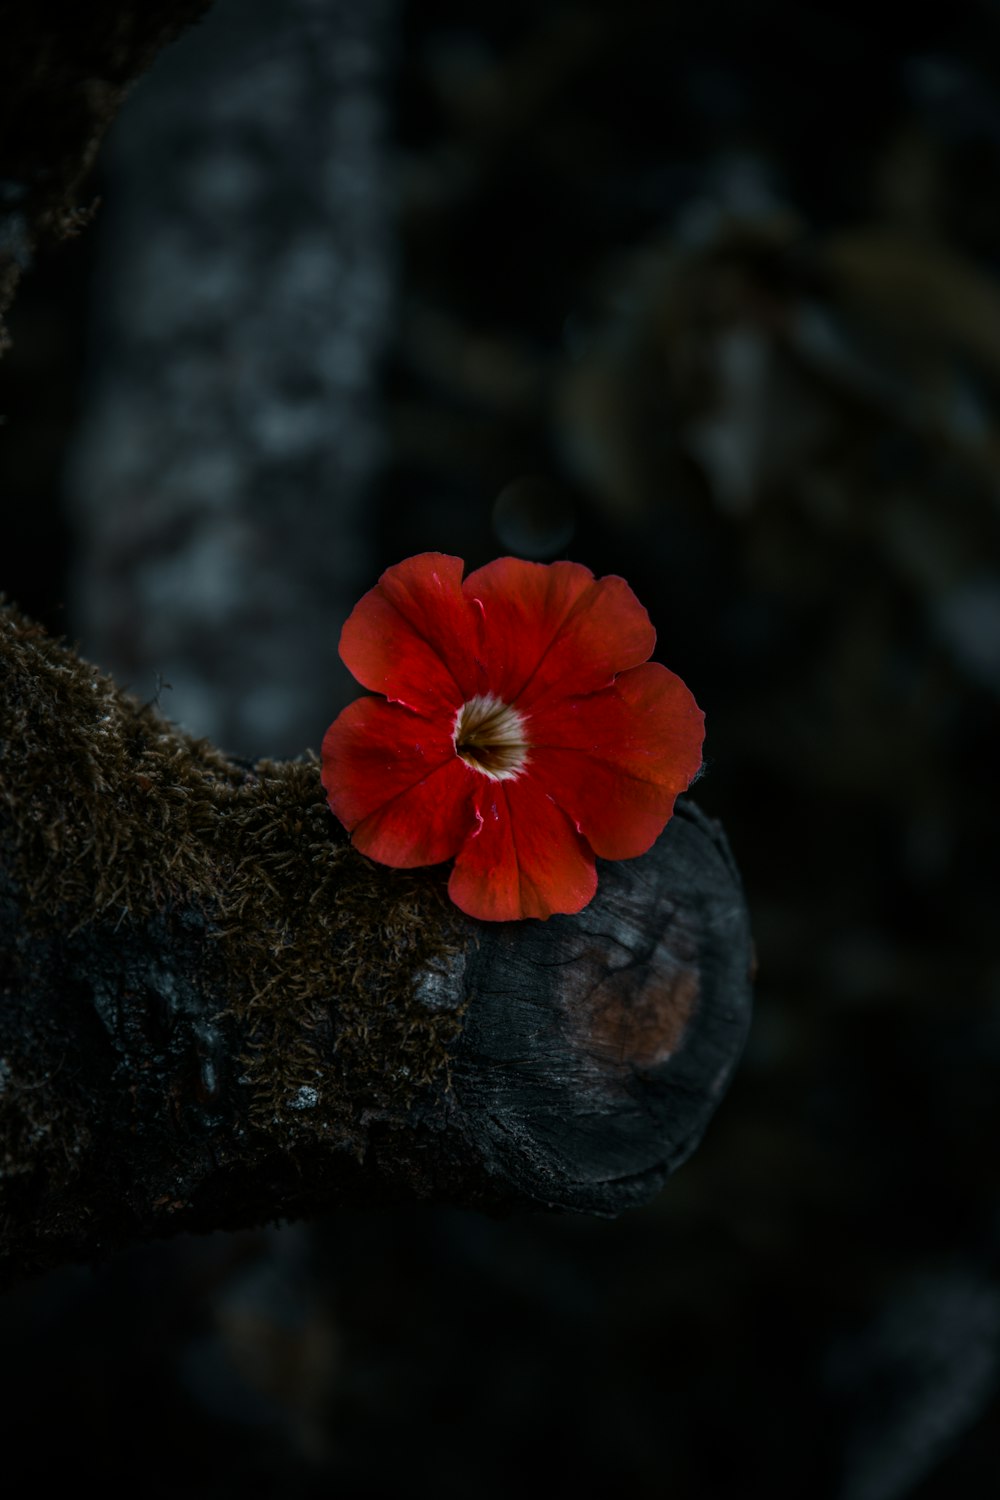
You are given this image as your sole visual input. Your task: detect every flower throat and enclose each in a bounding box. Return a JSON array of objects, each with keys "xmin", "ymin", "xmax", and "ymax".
[{"xmin": 454, "ymin": 693, "xmax": 529, "ymax": 780}]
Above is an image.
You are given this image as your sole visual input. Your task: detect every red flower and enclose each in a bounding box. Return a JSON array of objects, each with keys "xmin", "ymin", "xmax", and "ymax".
[{"xmin": 321, "ymin": 553, "xmax": 704, "ymax": 922}]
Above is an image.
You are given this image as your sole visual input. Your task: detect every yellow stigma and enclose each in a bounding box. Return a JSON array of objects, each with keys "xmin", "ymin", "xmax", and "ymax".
[{"xmin": 453, "ymin": 693, "xmax": 529, "ymax": 780}]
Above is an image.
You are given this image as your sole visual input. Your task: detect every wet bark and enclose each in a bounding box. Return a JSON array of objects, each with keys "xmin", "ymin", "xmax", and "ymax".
[{"xmin": 0, "ymin": 603, "xmax": 753, "ymax": 1283}]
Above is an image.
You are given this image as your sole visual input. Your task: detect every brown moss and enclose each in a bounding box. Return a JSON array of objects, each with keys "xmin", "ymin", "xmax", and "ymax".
[
  {"xmin": 207, "ymin": 758, "xmax": 466, "ymax": 1146},
  {"xmin": 0, "ymin": 602, "xmax": 465, "ymax": 1157},
  {"xmin": 0, "ymin": 1049, "xmax": 90, "ymax": 1184}
]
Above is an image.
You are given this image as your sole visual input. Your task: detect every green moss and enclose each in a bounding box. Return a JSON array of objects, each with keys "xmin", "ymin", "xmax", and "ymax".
[{"xmin": 0, "ymin": 602, "xmax": 466, "ymax": 1157}]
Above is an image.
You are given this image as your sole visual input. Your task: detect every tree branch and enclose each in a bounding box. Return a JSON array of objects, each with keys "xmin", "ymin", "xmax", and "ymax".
[
  {"xmin": 0, "ymin": 0, "xmax": 213, "ymax": 345},
  {"xmin": 0, "ymin": 602, "xmax": 753, "ymax": 1282}
]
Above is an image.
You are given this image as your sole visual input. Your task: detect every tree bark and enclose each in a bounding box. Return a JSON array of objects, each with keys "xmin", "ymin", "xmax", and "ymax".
[
  {"xmin": 0, "ymin": 603, "xmax": 753, "ymax": 1283},
  {"xmin": 65, "ymin": 0, "xmax": 396, "ymax": 761}
]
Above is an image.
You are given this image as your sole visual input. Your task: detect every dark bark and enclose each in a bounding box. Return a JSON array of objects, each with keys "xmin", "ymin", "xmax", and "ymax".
[
  {"xmin": 0, "ymin": 0, "xmax": 212, "ymax": 344},
  {"xmin": 0, "ymin": 603, "xmax": 753, "ymax": 1282}
]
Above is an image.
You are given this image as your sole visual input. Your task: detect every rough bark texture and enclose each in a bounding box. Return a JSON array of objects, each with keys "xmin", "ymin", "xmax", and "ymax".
[
  {"xmin": 0, "ymin": 603, "xmax": 753, "ymax": 1283},
  {"xmin": 0, "ymin": 0, "xmax": 212, "ymax": 345}
]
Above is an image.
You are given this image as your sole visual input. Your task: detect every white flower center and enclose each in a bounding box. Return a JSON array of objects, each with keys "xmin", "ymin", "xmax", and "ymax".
[{"xmin": 453, "ymin": 693, "xmax": 529, "ymax": 780}]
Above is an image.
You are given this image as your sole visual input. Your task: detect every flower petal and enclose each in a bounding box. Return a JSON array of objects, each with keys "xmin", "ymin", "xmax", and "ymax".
[
  {"xmin": 322, "ymin": 696, "xmax": 477, "ymax": 867},
  {"xmin": 525, "ymin": 662, "xmax": 705, "ymax": 859},
  {"xmin": 339, "ymin": 552, "xmax": 479, "ymax": 717},
  {"xmin": 448, "ymin": 776, "xmax": 597, "ymax": 921},
  {"xmin": 462, "ymin": 556, "xmax": 655, "ymax": 709}
]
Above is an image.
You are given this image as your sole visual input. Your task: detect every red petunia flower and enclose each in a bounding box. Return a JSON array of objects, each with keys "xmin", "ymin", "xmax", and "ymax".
[{"xmin": 321, "ymin": 553, "xmax": 704, "ymax": 922}]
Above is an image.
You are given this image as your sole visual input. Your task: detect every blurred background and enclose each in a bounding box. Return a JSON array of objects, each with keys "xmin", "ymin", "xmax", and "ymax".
[{"xmin": 3, "ymin": 0, "xmax": 1000, "ymax": 1494}]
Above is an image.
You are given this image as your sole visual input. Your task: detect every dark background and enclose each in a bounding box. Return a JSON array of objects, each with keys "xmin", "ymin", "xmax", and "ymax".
[{"xmin": 2, "ymin": 1, "xmax": 1000, "ymax": 1495}]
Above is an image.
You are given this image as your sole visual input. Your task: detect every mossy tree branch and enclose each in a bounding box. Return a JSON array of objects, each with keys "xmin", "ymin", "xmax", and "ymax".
[{"xmin": 0, "ymin": 603, "xmax": 753, "ymax": 1283}]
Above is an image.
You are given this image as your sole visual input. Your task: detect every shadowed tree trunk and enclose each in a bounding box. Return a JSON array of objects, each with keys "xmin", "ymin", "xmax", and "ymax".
[
  {"xmin": 0, "ymin": 602, "xmax": 753, "ymax": 1283},
  {"xmin": 0, "ymin": 1, "xmax": 213, "ymax": 346},
  {"xmin": 65, "ymin": 0, "xmax": 395, "ymax": 760}
]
